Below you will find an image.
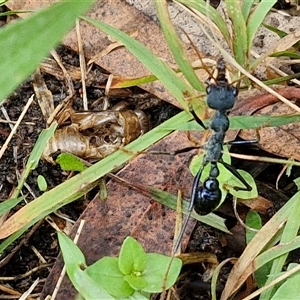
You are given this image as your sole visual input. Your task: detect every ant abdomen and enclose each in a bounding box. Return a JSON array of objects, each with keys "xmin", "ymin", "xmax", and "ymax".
[{"xmin": 194, "ymin": 178, "xmax": 222, "ymax": 215}]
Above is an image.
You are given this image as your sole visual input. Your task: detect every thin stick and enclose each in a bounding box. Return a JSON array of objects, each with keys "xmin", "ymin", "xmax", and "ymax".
[
  {"xmin": 228, "ymin": 152, "xmax": 300, "ymax": 167},
  {"xmin": 76, "ymin": 19, "xmax": 88, "ymax": 111},
  {"xmin": 0, "ymin": 94, "xmax": 34, "ymax": 160}
]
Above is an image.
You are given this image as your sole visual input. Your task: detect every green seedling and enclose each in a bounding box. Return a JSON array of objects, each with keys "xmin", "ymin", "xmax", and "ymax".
[{"xmin": 58, "ymin": 234, "xmax": 182, "ymax": 299}]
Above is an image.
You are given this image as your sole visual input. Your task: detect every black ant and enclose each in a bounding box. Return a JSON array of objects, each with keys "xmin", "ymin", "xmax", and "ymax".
[
  {"xmin": 189, "ymin": 57, "xmax": 253, "ymax": 215},
  {"xmin": 173, "ymin": 58, "xmax": 255, "ymax": 252}
]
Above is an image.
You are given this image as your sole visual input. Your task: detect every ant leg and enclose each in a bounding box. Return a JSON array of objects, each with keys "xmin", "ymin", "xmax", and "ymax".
[
  {"xmin": 221, "ymin": 161, "xmax": 252, "ymax": 191},
  {"xmin": 226, "ymin": 128, "xmax": 261, "ymax": 146},
  {"xmin": 226, "ymin": 139, "xmax": 257, "ymax": 146},
  {"xmin": 190, "ymin": 109, "xmax": 207, "ymax": 130},
  {"xmin": 172, "ymin": 164, "xmax": 205, "ymax": 253}
]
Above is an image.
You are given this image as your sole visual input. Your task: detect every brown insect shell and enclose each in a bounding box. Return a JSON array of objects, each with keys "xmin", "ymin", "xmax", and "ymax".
[
  {"xmin": 71, "ymin": 111, "xmax": 119, "ymax": 131},
  {"xmin": 42, "ymin": 124, "xmax": 98, "ymax": 163}
]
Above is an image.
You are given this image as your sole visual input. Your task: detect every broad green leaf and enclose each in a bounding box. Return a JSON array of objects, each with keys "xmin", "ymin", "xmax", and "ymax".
[
  {"xmin": 189, "ymin": 148, "xmax": 232, "ymax": 205},
  {"xmin": 58, "ymin": 232, "xmax": 114, "ymax": 300},
  {"xmin": 0, "ymin": 0, "xmax": 93, "ymax": 104},
  {"xmin": 87, "ymin": 257, "xmax": 133, "ymax": 297},
  {"xmin": 142, "ymin": 253, "xmax": 182, "ymax": 293},
  {"xmin": 125, "ymin": 290, "xmax": 150, "ymax": 300},
  {"xmin": 57, "ymin": 232, "xmax": 86, "ymax": 270},
  {"xmin": 119, "ymin": 237, "xmax": 146, "ymax": 275},
  {"xmin": 227, "ymin": 170, "xmax": 257, "ymax": 199},
  {"xmin": 124, "ymin": 274, "xmax": 148, "ymax": 290},
  {"xmin": 56, "ymin": 153, "xmax": 88, "ymax": 172}
]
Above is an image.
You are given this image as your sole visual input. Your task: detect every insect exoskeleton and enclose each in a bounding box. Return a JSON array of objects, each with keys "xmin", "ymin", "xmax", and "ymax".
[{"xmin": 42, "ymin": 104, "xmax": 150, "ymax": 163}]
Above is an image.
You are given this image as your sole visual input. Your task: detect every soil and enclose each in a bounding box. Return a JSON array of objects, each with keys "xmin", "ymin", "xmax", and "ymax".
[{"xmin": 1, "ymin": 3, "xmax": 300, "ymax": 300}]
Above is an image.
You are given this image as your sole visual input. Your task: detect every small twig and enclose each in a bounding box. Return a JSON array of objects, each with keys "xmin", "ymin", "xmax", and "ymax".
[
  {"xmin": 0, "ymin": 118, "xmax": 35, "ymax": 125},
  {"xmin": 47, "ymin": 50, "xmax": 75, "ymax": 125},
  {"xmin": 228, "ymin": 152, "xmax": 300, "ymax": 167},
  {"xmin": 0, "ymin": 94, "xmax": 34, "ymax": 160},
  {"xmin": 0, "ymin": 263, "xmax": 51, "ymax": 281},
  {"xmin": 232, "ymin": 197, "xmax": 258, "ymax": 233},
  {"xmin": 19, "ymin": 278, "xmax": 40, "ymax": 300},
  {"xmin": 76, "ymin": 19, "xmax": 88, "ymax": 110}
]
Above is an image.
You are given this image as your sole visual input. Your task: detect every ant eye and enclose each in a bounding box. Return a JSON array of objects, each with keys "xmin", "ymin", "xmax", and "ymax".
[
  {"xmin": 233, "ymin": 87, "xmax": 238, "ymax": 96},
  {"xmin": 206, "ymin": 86, "xmax": 211, "ymax": 94}
]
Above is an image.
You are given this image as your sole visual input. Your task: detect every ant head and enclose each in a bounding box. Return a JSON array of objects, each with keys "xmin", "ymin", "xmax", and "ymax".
[{"xmin": 206, "ymin": 58, "xmax": 238, "ymax": 111}]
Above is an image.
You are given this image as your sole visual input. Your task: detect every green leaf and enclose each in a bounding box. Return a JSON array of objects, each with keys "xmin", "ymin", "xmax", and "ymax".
[
  {"xmin": 142, "ymin": 253, "xmax": 182, "ymax": 293},
  {"xmin": 294, "ymin": 177, "xmax": 300, "ymax": 190},
  {"xmin": 241, "ymin": 0, "xmax": 256, "ymax": 20},
  {"xmin": 272, "ymin": 264, "xmax": 300, "ymax": 300},
  {"xmin": 245, "ymin": 210, "xmax": 262, "ymax": 244},
  {"xmin": 155, "ymin": 0, "xmax": 205, "ymax": 92},
  {"xmin": 125, "ymin": 290, "xmax": 150, "ymax": 300},
  {"xmin": 56, "ymin": 153, "xmax": 88, "ymax": 172},
  {"xmin": 189, "ymin": 148, "xmax": 232, "ymax": 205},
  {"xmin": 119, "ymin": 237, "xmax": 146, "ymax": 275},
  {"xmin": 57, "ymin": 232, "xmax": 114, "ymax": 300},
  {"xmin": 37, "ymin": 175, "xmax": 47, "ymax": 192},
  {"xmin": 245, "ymin": 210, "xmax": 269, "ymax": 289},
  {"xmin": 247, "ymin": 0, "xmax": 277, "ymax": 52},
  {"xmin": 259, "ymin": 191, "xmax": 300, "ymax": 300},
  {"xmin": 225, "ymin": 0, "xmax": 247, "ymax": 64},
  {"xmin": 0, "ymin": 197, "xmax": 24, "ymax": 216},
  {"xmin": 57, "ymin": 232, "xmax": 87, "ymax": 271},
  {"xmin": 124, "ymin": 274, "xmax": 148, "ymax": 290},
  {"xmin": 227, "ymin": 169, "xmax": 258, "ymax": 199},
  {"xmin": 86, "ymin": 257, "xmax": 134, "ymax": 297},
  {"xmin": 0, "ymin": 0, "xmax": 93, "ymax": 104}
]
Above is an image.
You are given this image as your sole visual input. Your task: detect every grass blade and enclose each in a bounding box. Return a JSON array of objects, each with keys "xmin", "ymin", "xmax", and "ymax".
[
  {"xmin": 81, "ymin": 16, "xmax": 196, "ymax": 110},
  {"xmin": 0, "ymin": 0, "xmax": 94, "ymax": 104},
  {"xmin": 247, "ymin": 0, "xmax": 277, "ymax": 52},
  {"xmin": 225, "ymin": 0, "xmax": 248, "ymax": 65},
  {"xmin": 175, "ymin": 0, "xmax": 231, "ymax": 46},
  {"xmin": 155, "ymin": 0, "xmax": 205, "ymax": 92}
]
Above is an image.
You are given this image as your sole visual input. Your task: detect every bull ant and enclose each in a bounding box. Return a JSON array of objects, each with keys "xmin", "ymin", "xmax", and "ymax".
[{"xmin": 174, "ymin": 58, "xmax": 255, "ymax": 252}]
